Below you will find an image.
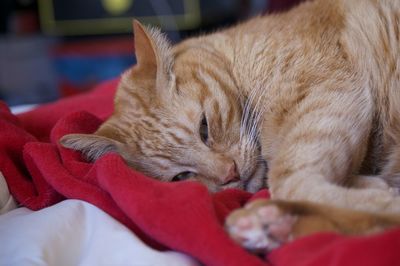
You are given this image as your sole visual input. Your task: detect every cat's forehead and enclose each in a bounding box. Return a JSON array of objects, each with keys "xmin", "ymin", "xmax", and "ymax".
[{"xmin": 172, "ymin": 43, "xmax": 229, "ymax": 74}]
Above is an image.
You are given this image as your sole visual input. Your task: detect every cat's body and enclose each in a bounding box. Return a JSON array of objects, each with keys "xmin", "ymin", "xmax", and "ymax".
[
  {"xmin": 61, "ymin": 0, "xmax": 400, "ymax": 252},
  {"xmin": 170, "ymin": 0, "xmax": 400, "ymax": 212}
]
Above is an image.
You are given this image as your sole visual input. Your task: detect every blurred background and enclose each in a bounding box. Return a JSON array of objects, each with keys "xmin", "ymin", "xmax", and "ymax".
[{"xmin": 0, "ymin": 0, "xmax": 303, "ymax": 108}]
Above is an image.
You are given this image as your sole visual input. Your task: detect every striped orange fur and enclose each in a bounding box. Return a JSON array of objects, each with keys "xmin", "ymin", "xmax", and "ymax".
[{"xmin": 61, "ymin": 0, "xmax": 400, "ymax": 241}]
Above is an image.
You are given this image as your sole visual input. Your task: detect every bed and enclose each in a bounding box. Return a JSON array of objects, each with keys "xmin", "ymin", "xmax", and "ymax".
[{"xmin": 1, "ymin": 78, "xmax": 400, "ymax": 266}]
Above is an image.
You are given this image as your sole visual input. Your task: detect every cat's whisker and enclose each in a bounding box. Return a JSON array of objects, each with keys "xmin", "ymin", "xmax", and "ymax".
[{"xmin": 241, "ymin": 93, "xmax": 264, "ymax": 149}]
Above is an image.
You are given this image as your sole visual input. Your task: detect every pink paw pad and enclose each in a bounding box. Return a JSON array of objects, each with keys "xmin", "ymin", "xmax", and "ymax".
[
  {"xmin": 257, "ymin": 205, "xmax": 281, "ymax": 222},
  {"xmin": 236, "ymin": 216, "xmax": 254, "ymax": 230},
  {"xmin": 226, "ymin": 202, "xmax": 298, "ymax": 253}
]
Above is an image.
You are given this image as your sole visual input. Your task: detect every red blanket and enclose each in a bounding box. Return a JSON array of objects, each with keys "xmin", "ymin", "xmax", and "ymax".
[{"xmin": 1, "ymin": 78, "xmax": 400, "ymax": 266}]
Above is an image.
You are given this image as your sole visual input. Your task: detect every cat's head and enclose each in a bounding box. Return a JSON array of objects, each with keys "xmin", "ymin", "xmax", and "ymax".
[{"xmin": 60, "ymin": 21, "xmax": 266, "ymax": 192}]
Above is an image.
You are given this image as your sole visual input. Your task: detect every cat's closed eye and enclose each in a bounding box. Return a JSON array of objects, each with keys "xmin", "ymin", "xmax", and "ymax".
[
  {"xmin": 199, "ymin": 114, "xmax": 209, "ymax": 145},
  {"xmin": 172, "ymin": 171, "xmax": 196, "ymax": 181}
]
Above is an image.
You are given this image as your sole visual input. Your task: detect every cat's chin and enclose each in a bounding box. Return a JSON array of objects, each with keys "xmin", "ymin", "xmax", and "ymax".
[{"xmin": 243, "ymin": 161, "xmax": 268, "ymax": 193}]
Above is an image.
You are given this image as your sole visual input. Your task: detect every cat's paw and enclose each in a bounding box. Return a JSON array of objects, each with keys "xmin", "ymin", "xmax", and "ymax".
[
  {"xmin": 225, "ymin": 199, "xmax": 297, "ymax": 253},
  {"xmin": 382, "ymin": 173, "xmax": 400, "ymax": 196}
]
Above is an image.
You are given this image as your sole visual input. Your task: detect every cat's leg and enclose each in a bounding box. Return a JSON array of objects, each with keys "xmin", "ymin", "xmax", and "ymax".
[
  {"xmin": 380, "ymin": 147, "xmax": 400, "ymax": 188},
  {"xmin": 268, "ymin": 144, "xmax": 400, "ymax": 214},
  {"xmin": 346, "ymin": 175, "xmax": 392, "ymax": 190},
  {"xmin": 263, "ymin": 91, "xmax": 400, "ymax": 214},
  {"xmin": 344, "ymin": 139, "xmax": 400, "ymax": 195},
  {"xmin": 225, "ymin": 199, "xmax": 400, "ymax": 253}
]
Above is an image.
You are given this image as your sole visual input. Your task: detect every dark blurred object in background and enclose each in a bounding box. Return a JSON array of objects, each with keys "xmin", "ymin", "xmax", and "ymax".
[
  {"xmin": 53, "ymin": 37, "xmax": 135, "ymax": 98},
  {"xmin": 267, "ymin": 0, "xmax": 306, "ymax": 13},
  {"xmin": 0, "ymin": 0, "xmax": 304, "ymax": 107}
]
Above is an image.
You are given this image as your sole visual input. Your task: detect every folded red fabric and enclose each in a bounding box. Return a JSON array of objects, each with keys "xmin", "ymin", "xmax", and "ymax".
[{"xmin": 1, "ymin": 78, "xmax": 399, "ymax": 266}]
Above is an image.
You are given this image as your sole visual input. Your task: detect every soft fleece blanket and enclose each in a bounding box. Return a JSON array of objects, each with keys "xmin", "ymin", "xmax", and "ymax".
[{"xmin": 1, "ymin": 78, "xmax": 400, "ymax": 266}]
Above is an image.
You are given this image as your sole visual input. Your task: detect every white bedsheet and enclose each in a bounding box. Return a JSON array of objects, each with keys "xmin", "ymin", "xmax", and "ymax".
[
  {"xmin": 0, "ymin": 199, "xmax": 200, "ymax": 266},
  {"xmin": 0, "ymin": 171, "xmax": 17, "ymax": 215}
]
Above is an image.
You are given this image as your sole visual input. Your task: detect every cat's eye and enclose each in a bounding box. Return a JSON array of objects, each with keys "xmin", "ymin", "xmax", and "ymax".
[
  {"xmin": 199, "ymin": 114, "xmax": 209, "ymax": 144},
  {"xmin": 172, "ymin": 171, "xmax": 196, "ymax": 182}
]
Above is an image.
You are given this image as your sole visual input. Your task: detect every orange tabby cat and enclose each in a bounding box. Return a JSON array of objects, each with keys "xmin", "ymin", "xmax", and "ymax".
[{"xmin": 61, "ymin": 0, "xmax": 400, "ymax": 252}]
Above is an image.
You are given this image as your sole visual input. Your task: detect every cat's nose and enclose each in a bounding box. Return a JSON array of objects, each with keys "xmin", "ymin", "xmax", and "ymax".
[{"xmin": 221, "ymin": 163, "xmax": 240, "ymax": 185}]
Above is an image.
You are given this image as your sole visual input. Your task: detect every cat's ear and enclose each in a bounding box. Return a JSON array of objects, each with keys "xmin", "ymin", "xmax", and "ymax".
[
  {"xmin": 60, "ymin": 133, "xmax": 123, "ymax": 161},
  {"xmin": 132, "ymin": 20, "xmax": 173, "ymax": 83}
]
